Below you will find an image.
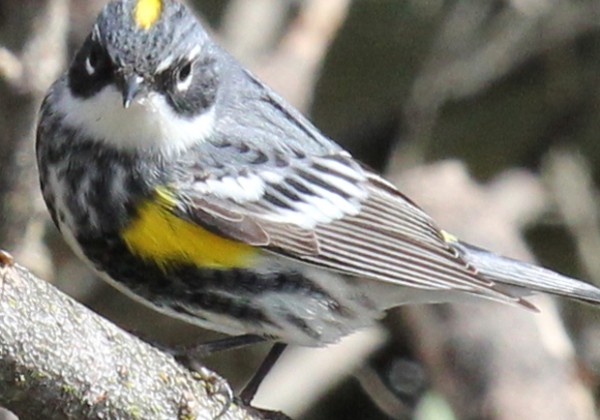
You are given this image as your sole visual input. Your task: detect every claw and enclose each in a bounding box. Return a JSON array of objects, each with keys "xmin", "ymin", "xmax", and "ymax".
[{"xmin": 193, "ymin": 366, "xmax": 234, "ymax": 418}]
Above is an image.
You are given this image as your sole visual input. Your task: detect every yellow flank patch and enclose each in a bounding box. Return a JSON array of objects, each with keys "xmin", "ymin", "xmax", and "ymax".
[
  {"xmin": 121, "ymin": 188, "xmax": 257, "ymax": 270},
  {"xmin": 134, "ymin": 0, "xmax": 163, "ymax": 30}
]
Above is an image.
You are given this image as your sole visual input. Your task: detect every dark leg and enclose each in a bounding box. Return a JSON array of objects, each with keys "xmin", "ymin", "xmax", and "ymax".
[
  {"xmin": 169, "ymin": 335, "xmax": 270, "ymax": 418},
  {"xmin": 239, "ymin": 342, "xmax": 288, "ymax": 405},
  {"xmin": 172, "ymin": 334, "xmax": 266, "ymax": 358}
]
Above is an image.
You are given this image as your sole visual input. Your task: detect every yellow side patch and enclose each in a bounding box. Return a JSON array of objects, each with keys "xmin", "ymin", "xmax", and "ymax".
[
  {"xmin": 122, "ymin": 188, "xmax": 257, "ymax": 269},
  {"xmin": 134, "ymin": 0, "xmax": 163, "ymax": 30}
]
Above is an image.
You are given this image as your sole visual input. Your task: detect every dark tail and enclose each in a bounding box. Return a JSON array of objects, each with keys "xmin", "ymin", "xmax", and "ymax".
[{"xmin": 452, "ymin": 240, "xmax": 600, "ymax": 305}]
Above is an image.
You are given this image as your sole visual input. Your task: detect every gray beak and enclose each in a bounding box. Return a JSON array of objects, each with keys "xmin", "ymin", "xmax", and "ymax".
[{"xmin": 121, "ymin": 74, "xmax": 144, "ymax": 109}]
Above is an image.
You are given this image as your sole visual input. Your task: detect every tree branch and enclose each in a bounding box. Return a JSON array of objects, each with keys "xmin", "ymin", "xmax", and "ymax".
[{"xmin": 0, "ymin": 254, "xmax": 266, "ymax": 420}]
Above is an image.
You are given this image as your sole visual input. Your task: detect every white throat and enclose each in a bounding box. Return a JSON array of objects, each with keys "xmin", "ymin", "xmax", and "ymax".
[{"xmin": 55, "ymin": 84, "xmax": 215, "ymax": 153}]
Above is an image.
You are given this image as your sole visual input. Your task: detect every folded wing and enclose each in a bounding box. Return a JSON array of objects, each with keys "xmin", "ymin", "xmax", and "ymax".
[{"xmin": 176, "ymin": 150, "xmax": 530, "ymax": 307}]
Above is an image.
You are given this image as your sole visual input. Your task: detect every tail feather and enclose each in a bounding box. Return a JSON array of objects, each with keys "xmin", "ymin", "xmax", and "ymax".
[{"xmin": 452, "ymin": 240, "xmax": 600, "ymax": 305}]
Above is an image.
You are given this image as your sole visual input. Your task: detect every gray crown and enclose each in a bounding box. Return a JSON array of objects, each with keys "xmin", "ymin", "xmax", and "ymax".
[{"xmin": 95, "ymin": 0, "xmax": 208, "ymax": 76}]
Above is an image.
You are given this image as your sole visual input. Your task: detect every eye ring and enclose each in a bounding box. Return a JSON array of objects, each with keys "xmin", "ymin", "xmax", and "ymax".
[
  {"xmin": 85, "ymin": 54, "xmax": 97, "ymax": 76},
  {"xmin": 85, "ymin": 44, "xmax": 104, "ymax": 76},
  {"xmin": 175, "ymin": 62, "xmax": 193, "ymax": 91}
]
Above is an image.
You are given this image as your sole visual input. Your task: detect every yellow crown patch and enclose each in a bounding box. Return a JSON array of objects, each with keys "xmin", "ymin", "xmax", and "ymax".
[{"xmin": 134, "ymin": 0, "xmax": 162, "ymax": 30}]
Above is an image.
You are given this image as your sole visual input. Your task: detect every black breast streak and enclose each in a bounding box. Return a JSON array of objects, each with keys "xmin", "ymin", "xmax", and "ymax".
[
  {"xmin": 285, "ymin": 314, "xmax": 320, "ymax": 340},
  {"xmin": 177, "ymin": 267, "xmax": 346, "ymax": 317},
  {"xmin": 65, "ymin": 146, "xmax": 131, "ymax": 233},
  {"xmin": 76, "ymin": 235, "xmax": 309, "ymax": 329},
  {"xmin": 73, "ymin": 191, "xmax": 353, "ymax": 332},
  {"xmin": 38, "ymin": 118, "xmax": 353, "ymax": 337},
  {"xmin": 46, "ymin": 138, "xmax": 346, "ymax": 328},
  {"xmin": 41, "ymin": 127, "xmax": 155, "ymax": 238}
]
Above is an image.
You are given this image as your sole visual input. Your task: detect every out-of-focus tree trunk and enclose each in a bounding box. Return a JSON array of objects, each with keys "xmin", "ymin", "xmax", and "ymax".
[{"xmin": 0, "ymin": 0, "xmax": 68, "ymax": 278}]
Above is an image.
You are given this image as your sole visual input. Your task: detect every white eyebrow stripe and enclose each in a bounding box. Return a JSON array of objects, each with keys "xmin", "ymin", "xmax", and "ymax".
[
  {"xmin": 157, "ymin": 46, "xmax": 201, "ymax": 74},
  {"xmin": 91, "ymin": 25, "xmax": 101, "ymax": 42},
  {"xmin": 187, "ymin": 45, "xmax": 201, "ymax": 61},
  {"xmin": 156, "ymin": 55, "xmax": 176, "ymax": 73}
]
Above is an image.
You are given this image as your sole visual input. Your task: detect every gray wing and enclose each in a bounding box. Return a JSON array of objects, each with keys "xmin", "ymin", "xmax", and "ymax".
[{"xmin": 173, "ymin": 143, "xmax": 530, "ymax": 308}]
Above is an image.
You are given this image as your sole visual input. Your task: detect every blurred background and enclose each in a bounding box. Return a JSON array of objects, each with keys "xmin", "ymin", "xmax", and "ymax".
[{"xmin": 2, "ymin": 0, "xmax": 600, "ymax": 418}]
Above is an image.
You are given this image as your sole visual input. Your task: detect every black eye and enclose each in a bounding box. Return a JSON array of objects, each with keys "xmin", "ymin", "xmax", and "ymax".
[
  {"xmin": 175, "ymin": 62, "xmax": 193, "ymax": 90},
  {"xmin": 178, "ymin": 63, "xmax": 192, "ymax": 82}
]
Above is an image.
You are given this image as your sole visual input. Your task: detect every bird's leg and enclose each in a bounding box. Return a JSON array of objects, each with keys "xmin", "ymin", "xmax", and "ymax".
[
  {"xmin": 239, "ymin": 342, "xmax": 288, "ymax": 405},
  {"xmin": 174, "ymin": 333, "xmax": 267, "ymax": 358},
  {"xmin": 169, "ymin": 334, "xmax": 269, "ymax": 418},
  {"xmin": 158, "ymin": 335, "xmax": 287, "ymax": 415}
]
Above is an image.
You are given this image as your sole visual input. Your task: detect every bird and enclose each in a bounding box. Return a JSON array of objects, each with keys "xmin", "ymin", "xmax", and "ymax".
[{"xmin": 36, "ymin": 0, "xmax": 600, "ymax": 405}]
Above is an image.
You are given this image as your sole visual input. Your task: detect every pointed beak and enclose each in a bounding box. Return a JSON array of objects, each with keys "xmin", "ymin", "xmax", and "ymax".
[{"xmin": 121, "ymin": 74, "xmax": 144, "ymax": 109}]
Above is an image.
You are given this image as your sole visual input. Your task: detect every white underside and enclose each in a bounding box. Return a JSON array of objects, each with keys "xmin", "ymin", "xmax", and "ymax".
[{"xmin": 54, "ymin": 84, "xmax": 215, "ymax": 153}]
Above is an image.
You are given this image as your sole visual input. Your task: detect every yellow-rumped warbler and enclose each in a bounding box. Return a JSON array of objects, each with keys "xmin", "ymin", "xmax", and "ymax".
[{"xmin": 37, "ymin": 0, "xmax": 600, "ymax": 396}]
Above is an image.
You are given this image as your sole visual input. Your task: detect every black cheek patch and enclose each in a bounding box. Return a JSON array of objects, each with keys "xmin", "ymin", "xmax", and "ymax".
[{"xmin": 68, "ymin": 41, "xmax": 114, "ymax": 99}]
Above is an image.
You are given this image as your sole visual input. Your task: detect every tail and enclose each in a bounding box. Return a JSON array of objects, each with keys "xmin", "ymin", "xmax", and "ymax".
[{"xmin": 450, "ymin": 239, "xmax": 600, "ymax": 305}]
